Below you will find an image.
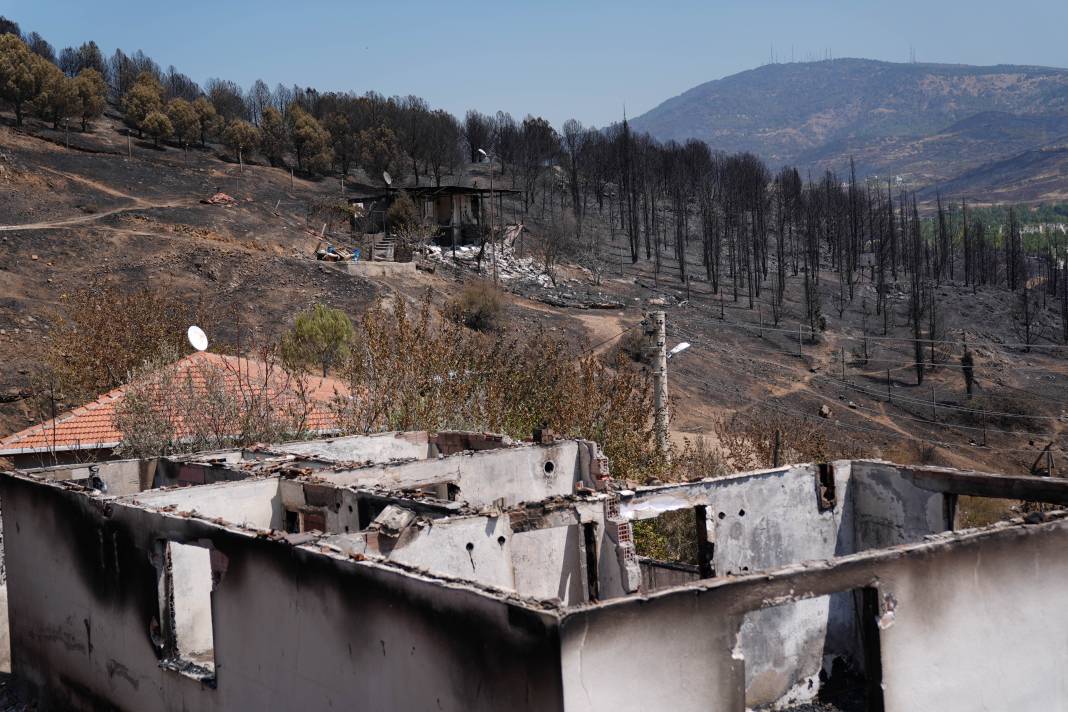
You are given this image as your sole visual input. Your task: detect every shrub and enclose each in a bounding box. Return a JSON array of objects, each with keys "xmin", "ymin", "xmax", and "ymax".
[
  {"xmin": 445, "ymin": 281, "xmax": 504, "ymax": 332},
  {"xmin": 331, "ymin": 293, "xmax": 659, "ymax": 483},
  {"xmin": 281, "ymin": 303, "xmax": 354, "ymax": 376}
]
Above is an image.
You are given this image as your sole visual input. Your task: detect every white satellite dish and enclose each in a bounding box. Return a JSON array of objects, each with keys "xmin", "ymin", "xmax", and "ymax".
[
  {"xmin": 382, "ymin": 171, "xmax": 392, "ymax": 187},
  {"xmin": 187, "ymin": 325, "xmax": 209, "ymax": 352}
]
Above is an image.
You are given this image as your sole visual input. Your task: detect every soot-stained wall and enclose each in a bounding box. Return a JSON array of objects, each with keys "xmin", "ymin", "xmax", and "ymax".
[
  {"xmin": 0, "ymin": 474, "xmax": 566, "ymax": 712},
  {"xmin": 620, "ymin": 461, "xmax": 951, "ymax": 707}
]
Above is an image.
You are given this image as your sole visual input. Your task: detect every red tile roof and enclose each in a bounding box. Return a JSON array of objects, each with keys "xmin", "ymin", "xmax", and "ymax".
[{"xmin": 0, "ymin": 352, "xmax": 349, "ymax": 455}]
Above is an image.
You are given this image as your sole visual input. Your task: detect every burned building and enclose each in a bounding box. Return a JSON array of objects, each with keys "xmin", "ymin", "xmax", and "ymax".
[
  {"xmin": 349, "ymin": 185, "xmax": 520, "ymax": 247},
  {"xmin": 2, "ymin": 430, "xmax": 1068, "ymax": 711}
]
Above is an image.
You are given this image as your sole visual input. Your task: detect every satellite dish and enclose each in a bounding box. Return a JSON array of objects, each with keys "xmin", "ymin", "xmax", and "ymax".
[
  {"xmin": 477, "ymin": 148, "xmax": 489, "ymax": 158},
  {"xmin": 382, "ymin": 171, "xmax": 392, "ymax": 187},
  {"xmin": 187, "ymin": 325, "xmax": 209, "ymax": 352}
]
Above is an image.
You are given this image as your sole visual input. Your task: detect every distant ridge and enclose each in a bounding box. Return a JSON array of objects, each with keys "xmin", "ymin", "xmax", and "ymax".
[{"xmin": 629, "ymin": 58, "xmax": 1068, "ymax": 200}]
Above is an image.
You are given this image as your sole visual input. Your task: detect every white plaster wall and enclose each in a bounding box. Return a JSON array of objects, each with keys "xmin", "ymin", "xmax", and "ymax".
[
  {"xmin": 169, "ymin": 542, "xmax": 214, "ymax": 659},
  {"xmin": 274, "ymin": 431, "xmax": 430, "ymax": 462},
  {"xmin": 560, "ymin": 597, "xmax": 743, "ymax": 711},
  {"xmin": 512, "ymin": 526, "xmax": 586, "ymax": 604},
  {"xmin": 319, "ymin": 441, "xmax": 582, "ymax": 508},
  {"xmin": 326, "ymin": 515, "xmax": 517, "ymax": 590},
  {"xmin": 880, "ymin": 531, "xmax": 1068, "ymax": 712},
  {"xmin": 129, "ymin": 478, "xmax": 281, "ymax": 529}
]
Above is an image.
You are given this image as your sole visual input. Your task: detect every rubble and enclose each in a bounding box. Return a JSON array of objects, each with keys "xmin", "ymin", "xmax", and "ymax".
[{"xmin": 201, "ymin": 192, "xmax": 237, "ymax": 206}]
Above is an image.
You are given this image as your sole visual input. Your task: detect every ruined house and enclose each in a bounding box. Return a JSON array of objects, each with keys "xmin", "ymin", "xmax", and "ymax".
[
  {"xmin": 2, "ymin": 429, "xmax": 1068, "ymax": 711},
  {"xmin": 349, "ymin": 185, "xmax": 520, "ymax": 247}
]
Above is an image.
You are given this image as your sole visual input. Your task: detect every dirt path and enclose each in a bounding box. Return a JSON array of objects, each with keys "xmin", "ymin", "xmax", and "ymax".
[{"xmin": 0, "ymin": 198, "xmax": 198, "ymax": 232}]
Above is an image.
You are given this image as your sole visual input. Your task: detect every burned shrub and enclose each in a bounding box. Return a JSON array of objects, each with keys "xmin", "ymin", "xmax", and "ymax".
[{"xmin": 445, "ymin": 280, "xmax": 504, "ymax": 332}]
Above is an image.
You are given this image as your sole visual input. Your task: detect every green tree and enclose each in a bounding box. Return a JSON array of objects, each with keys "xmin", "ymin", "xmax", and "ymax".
[
  {"xmin": 73, "ymin": 68, "xmax": 106, "ymax": 131},
  {"xmin": 33, "ymin": 62, "xmax": 79, "ymax": 130},
  {"xmin": 259, "ymin": 105, "xmax": 289, "ymax": 166},
  {"xmin": 282, "ymin": 304, "xmax": 354, "ymax": 377},
  {"xmin": 222, "ymin": 119, "xmax": 259, "ymax": 162},
  {"xmin": 0, "ymin": 34, "xmax": 41, "ymax": 126},
  {"xmin": 165, "ymin": 97, "xmax": 198, "ymax": 148},
  {"xmin": 120, "ymin": 71, "xmax": 163, "ymax": 137},
  {"xmin": 358, "ymin": 126, "xmax": 405, "ymax": 182},
  {"xmin": 191, "ymin": 95, "xmax": 219, "ymax": 146},
  {"xmin": 142, "ymin": 110, "xmax": 172, "ymax": 147},
  {"xmin": 325, "ymin": 112, "xmax": 357, "ymax": 176},
  {"xmin": 287, "ymin": 105, "xmax": 331, "ymax": 173}
]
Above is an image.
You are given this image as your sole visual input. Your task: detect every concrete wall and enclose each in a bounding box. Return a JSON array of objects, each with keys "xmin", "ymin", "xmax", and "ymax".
[
  {"xmin": 559, "ymin": 514, "xmax": 1068, "ymax": 711},
  {"xmin": 0, "ymin": 473, "xmax": 566, "ymax": 712},
  {"xmin": 271, "ymin": 431, "xmax": 431, "ymax": 463},
  {"xmin": 22, "ymin": 458, "xmax": 154, "ymax": 495},
  {"xmin": 560, "ymin": 595, "xmax": 744, "ymax": 711},
  {"xmin": 619, "ymin": 461, "xmax": 951, "ymax": 707},
  {"xmin": 512, "ymin": 526, "xmax": 586, "ymax": 604},
  {"xmin": 879, "ymin": 527, "xmax": 1068, "ymax": 711},
  {"xmin": 326, "ymin": 515, "xmax": 518, "ymax": 591},
  {"xmin": 319, "ymin": 441, "xmax": 585, "ymax": 508},
  {"xmin": 129, "ymin": 478, "xmax": 282, "ymax": 530}
]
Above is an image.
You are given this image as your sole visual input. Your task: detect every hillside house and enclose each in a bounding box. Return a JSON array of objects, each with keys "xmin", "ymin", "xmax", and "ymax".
[
  {"xmin": 349, "ymin": 185, "xmax": 520, "ymax": 249},
  {"xmin": 0, "ymin": 352, "xmax": 346, "ymax": 469}
]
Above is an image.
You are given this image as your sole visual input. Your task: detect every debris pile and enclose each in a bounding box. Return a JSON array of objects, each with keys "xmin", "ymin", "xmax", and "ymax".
[{"xmin": 201, "ymin": 192, "xmax": 237, "ymax": 206}]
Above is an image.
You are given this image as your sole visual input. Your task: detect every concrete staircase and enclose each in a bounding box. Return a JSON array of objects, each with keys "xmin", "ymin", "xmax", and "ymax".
[{"xmin": 371, "ymin": 234, "xmax": 395, "ymax": 261}]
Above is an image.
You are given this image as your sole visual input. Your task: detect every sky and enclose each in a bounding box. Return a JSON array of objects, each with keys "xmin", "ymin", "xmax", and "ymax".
[{"xmin": 5, "ymin": 0, "xmax": 1068, "ymax": 128}]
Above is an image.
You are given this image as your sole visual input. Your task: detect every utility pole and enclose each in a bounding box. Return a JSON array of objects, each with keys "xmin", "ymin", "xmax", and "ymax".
[{"xmin": 645, "ymin": 311, "xmax": 669, "ymax": 458}]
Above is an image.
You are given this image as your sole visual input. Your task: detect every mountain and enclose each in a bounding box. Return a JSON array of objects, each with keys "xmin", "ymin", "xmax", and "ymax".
[{"xmin": 629, "ymin": 59, "xmax": 1068, "ymax": 197}]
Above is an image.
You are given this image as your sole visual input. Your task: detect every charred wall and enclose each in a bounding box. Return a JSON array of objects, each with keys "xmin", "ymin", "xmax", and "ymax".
[{"xmin": 0, "ymin": 474, "xmax": 566, "ymax": 712}]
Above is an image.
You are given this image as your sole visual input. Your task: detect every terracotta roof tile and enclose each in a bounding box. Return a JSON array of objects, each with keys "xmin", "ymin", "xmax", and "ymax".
[{"xmin": 0, "ymin": 352, "xmax": 348, "ymax": 454}]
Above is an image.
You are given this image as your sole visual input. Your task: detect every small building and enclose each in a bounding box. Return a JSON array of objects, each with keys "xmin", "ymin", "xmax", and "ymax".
[
  {"xmin": 0, "ymin": 352, "xmax": 346, "ymax": 469},
  {"xmin": 349, "ymin": 184, "xmax": 520, "ymax": 247}
]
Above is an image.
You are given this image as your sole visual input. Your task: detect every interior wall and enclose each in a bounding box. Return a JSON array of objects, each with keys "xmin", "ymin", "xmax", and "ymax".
[
  {"xmin": 325, "ymin": 515, "xmax": 517, "ymax": 591},
  {"xmin": 511, "ymin": 526, "xmax": 586, "ymax": 604},
  {"xmin": 271, "ymin": 432, "xmax": 431, "ymax": 462},
  {"xmin": 127, "ymin": 478, "xmax": 282, "ymax": 531},
  {"xmin": 318, "ymin": 441, "xmax": 585, "ymax": 508}
]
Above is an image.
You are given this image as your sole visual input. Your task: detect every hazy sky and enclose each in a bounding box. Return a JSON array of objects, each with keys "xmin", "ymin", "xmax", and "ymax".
[{"xmin": 5, "ymin": 0, "xmax": 1067, "ymax": 128}]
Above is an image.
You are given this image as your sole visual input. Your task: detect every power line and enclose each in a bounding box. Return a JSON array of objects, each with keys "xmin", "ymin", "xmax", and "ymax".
[
  {"xmin": 675, "ymin": 346, "xmax": 1065, "ymax": 456},
  {"xmin": 669, "ymin": 321, "xmax": 1068, "ymax": 416},
  {"xmin": 671, "ymin": 325, "xmax": 1068, "ymax": 428},
  {"xmin": 577, "ymin": 322, "xmax": 640, "ymax": 357},
  {"xmin": 675, "ymin": 312, "xmax": 1068, "ymax": 351}
]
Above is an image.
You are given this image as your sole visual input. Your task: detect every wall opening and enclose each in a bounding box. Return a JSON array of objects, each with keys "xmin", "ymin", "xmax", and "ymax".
[
  {"xmin": 160, "ymin": 541, "xmax": 220, "ymax": 679},
  {"xmin": 736, "ymin": 587, "xmax": 884, "ymax": 711},
  {"xmin": 633, "ymin": 506, "xmax": 713, "ymax": 591}
]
